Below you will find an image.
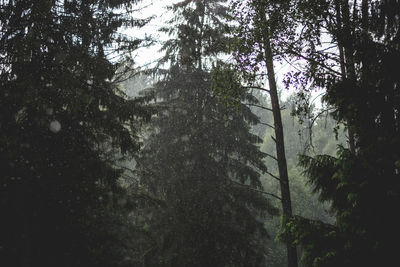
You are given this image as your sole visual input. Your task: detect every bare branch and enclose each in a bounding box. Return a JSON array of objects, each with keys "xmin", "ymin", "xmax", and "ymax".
[
  {"xmin": 258, "ymin": 121, "xmax": 275, "ymax": 129},
  {"xmin": 305, "ymin": 107, "xmax": 336, "ymax": 151},
  {"xmin": 263, "ymin": 152, "xmax": 278, "ymax": 161},
  {"xmin": 245, "ymin": 103, "xmax": 273, "ymax": 112},
  {"xmin": 230, "ymin": 180, "xmax": 282, "ymax": 200},
  {"xmin": 265, "ymin": 170, "xmax": 281, "ymax": 181},
  {"xmin": 242, "ymin": 86, "xmax": 270, "ymax": 93},
  {"xmin": 287, "ymin": 49, "xmax": 342, "ymax": 76}
]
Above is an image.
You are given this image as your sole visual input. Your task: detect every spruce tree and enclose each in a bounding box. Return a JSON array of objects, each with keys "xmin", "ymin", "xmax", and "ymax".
[
  {"xmin": 0, "ymin": 1, "xmax": 150, "ymax": 266},
  {"xmin": 137, "ymin": 1, "xmax": 277, "ymax": 266}
]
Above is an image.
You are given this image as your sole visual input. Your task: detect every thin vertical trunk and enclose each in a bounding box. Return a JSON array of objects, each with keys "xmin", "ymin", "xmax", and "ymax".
[
  {"xmin": 258, "ymin": 2, "xmax": 298, "ymax": 267},
  {"xmin": 336, "ymin": 0, "xmax": 357, "ymax": 154},
  {"xmin": 361, "ymin": 0, "xmax": 369, "ymax": 33},
  {"xmin": 341, "ymin": 0, "xmax": 356, "ymax": 83},
  {"xmin": 264, "ymin": 34, "xmax": 298, "ymax": 267},
  {"xmin": 198, "ymin": 13, "xmax": 205, "ymax": 70},
  {"xmin": 335, "ymin": 0, "xmax": 347, "ymax": 76},
  {"xmin": 360, "ymin": 0, "xmax": 369, "ymax": 81}
]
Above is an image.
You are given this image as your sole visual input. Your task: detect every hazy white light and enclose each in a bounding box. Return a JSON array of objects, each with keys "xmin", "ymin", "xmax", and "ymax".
[{"xmin": 49, "ymin": 120, "xmax": 61, "ymax": 133}]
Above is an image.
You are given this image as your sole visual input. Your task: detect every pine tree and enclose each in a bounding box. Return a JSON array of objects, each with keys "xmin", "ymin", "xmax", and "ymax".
[
  {"xmin": 136, "ymin": 1, "xmax": 277, "ymax": 266},
  {"xmin": 0, "ymin": 1, "xmax": 150, "ymax": 266}
]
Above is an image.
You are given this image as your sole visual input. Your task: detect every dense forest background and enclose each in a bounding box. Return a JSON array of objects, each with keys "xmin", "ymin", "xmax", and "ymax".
[{"xmin": 1, "ymin": 0, "xmax": 399, "ymax": 267}]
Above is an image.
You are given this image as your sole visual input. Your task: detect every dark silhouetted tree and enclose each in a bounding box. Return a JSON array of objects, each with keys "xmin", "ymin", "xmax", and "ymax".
[
  {"xmin": 0, "ymin": 1, "xmax": 151, "ymax": 266},
  {"xmin": 278, "ymin": 1, "xmax": 400, "ymax": 266}
]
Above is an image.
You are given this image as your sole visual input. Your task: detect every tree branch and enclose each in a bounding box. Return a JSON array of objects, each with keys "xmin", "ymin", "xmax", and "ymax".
[
  {"xmin": 263, "ymin": 152, "xmax": 278, "ymax": 161},
  {"xmin": 230, "ymin": 180, "xmax": 282, "ymax": 200},
  {"xmin": 242, "ymin": 86, "xmax": 270, "ymax": 93},
  {"xmin": 265, "ymin": 170, "xmax": 280, "ymax": 181},
  {"xmin": 287, "ymin": 49, "xmax": 342, "ymax": 76},
  {"xmin": 245, "ymin": 103, "xmax": 273, "ymax": 111},
  {"xmin": 258, "ymin": 121, "xmax": 275, "ymax": 129}
]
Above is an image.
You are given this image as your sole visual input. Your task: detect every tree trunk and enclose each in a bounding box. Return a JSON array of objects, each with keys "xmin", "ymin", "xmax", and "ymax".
[
  {"xmin": 258, "ymin": 2, "xmax": 298, "ymax": 266},
  {"xmin": 335, "ymin": 0, "xmax": 357, "ymax": 154}
]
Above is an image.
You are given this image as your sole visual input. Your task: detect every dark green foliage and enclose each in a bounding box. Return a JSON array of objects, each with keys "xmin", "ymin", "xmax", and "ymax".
[
  {"xmin": 139, "ymin": 66, "xmax": 276, "ymax": 267},
  {"xmin": 229, "ymin": 0, "xmax": 298, "ymax": 81},
  {"xmin": 259, "ymin": 96, "xmax": 341, "ymax": 267},
  {"xmin": 275, "ymin": 1, "xmax": 400, "ymax": 266},
  {"xmin": 282, "ymin": 216, "xmax": 339, "ymax": 267},
  {"xmin": 135, "ymin": 1, "xmax": 278, "ymax": 266},
  {"xmin": 0, "ymin": 0, "xmax": 150, "ymax": 266},
  {"xmin": 299, "ymin": 147, "xmax": 364, "ymax": 218},
  {"xmin": 211, "ymin": 65, "xmax": 244, "ymax": 108},
  {"xmin": 159, "ymin": 0, "xmax": 230, "ymax": 69},
  {"xmin": 284, "ymin": 143, "xmax": 400, "ymax": 266},
  {"xmin": 228, "ymin": 2, "xmax": 302, "ymax": 266}
]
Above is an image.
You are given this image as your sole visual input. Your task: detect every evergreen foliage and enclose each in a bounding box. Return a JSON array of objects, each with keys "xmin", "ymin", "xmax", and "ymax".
[
  {"xmin": 135, "ymin": 1, "xmax": 278, "ymax": 266},
  {"xmin": 260, "ymin": 95, "xmax": 342, "ymax": 267},
  {"xmin": 0, "ymin": 1, "xmax": 151, "ymax": 266},
  {"xmin": 139, "ymin": 67, "xmax": 276, "ymax": 266},
  {"xmin": 228, "ymin": 2, "xmax": 301, "ymax": 266},
  {"xmin": 274, "ymin": 1, "xmax": 400, "ymax": 266},
  {"xmin": 2, "ymin": 0, "xmax": 398, "ymax": 266}
]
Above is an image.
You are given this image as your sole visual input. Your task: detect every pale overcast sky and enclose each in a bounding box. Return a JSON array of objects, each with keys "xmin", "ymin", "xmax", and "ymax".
[{"xmin": 123, "ymin": 0, "xmax": 174, "ymax": 68}]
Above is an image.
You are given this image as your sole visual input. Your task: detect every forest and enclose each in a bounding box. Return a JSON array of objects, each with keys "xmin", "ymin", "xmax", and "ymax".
[{"xmin": 0, "ymin": 0, "xmax": 399, "ymax": 267}]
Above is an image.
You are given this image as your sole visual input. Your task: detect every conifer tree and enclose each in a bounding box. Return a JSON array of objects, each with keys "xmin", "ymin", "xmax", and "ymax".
[
  {"xmin": 136, "ymin": 1, "xmax": 277, "ymax": 266},
  {"xmin": 0, "ymin": 1, "xmax": 150, "ymax": 266},
  {"xmin": 275, "ymin": 1, "xmax": 400, "ymax": 266},
  {"xmin": 228, "ymin": 1, "xmax": 300, "ymax": 266}
]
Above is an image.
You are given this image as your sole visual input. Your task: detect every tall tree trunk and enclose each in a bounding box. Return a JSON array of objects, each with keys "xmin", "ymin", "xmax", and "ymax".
[
  {"xmin": 258, "ymin": 2, "xmax": 298, "ymax": 266},
  {"xmin": 336, "ymin": 0, "xmax": 357, "ymax": 154}
]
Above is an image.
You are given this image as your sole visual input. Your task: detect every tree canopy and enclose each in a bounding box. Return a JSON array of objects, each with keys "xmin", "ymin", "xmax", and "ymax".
[
  {"xmin": 0, "ymin": 1, "xmax": 151, "ymax": 266},
  {"xmin": 134, "ymin": 1, "xmax": 279, "ymax": 266},
  {"xmin": 1, "ymin": 0, "xmax": 399, "ymax": 266}
]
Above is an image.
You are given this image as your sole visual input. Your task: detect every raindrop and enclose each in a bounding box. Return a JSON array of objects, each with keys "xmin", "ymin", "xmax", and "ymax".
[{"xmin": 49, "ymin": 120, "xmax": 61, "ymax": 133}]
